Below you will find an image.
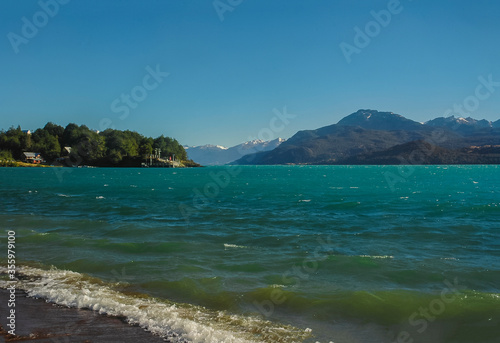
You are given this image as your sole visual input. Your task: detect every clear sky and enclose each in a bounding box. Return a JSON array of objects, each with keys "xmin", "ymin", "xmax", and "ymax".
[{"xmin": 1, "ymin": 0, "xmax": 500, "ymax": 147}]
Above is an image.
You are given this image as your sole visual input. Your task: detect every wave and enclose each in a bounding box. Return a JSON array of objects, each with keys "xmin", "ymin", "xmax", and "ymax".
[
  {"xmin": 0, "ymin": 266, "xmax": 312, "ymax": 343},
  {"xmin": 243, "ymin": 284, "xmax": 500, "ymax": 327},
  {"xmin": 1, "ymin": 263, "xmax": 500, "ymax": 343}
]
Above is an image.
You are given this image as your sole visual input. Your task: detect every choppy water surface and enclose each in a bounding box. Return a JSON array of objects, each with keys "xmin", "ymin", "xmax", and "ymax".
[{"xmin": 1, "ymin": 165, "xmax": 499, "ymax": 342}]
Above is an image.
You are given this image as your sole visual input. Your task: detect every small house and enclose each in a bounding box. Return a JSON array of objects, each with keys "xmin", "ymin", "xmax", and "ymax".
[{"xmin": 23, "ymin": 152, "xmax": 44, "ymax": 164}]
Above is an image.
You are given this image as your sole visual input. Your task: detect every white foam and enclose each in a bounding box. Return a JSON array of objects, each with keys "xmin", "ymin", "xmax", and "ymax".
[
  {"xmin": 270, "ymin": 284, "xmax": 286, "ymax": 288},
  {"xmin": 0, "ymin": 266, "xmax": 310, "ymax": 343},
  {"xmin": 224, "ymin": 244, "xmax": 248, "ymax": 249},
  {"xmin": 358, "ymin": 255, "xmax": 394, "ymax": 259}
]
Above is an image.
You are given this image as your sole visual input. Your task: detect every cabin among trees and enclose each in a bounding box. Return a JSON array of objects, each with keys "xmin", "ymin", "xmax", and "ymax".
[
  {"xmin": 0, "ymin": 123, "xmax": 189, "ymax": 167},
  {"xmin": 22, "ymin": 152, "xmax": 44, "ymax": 164}
]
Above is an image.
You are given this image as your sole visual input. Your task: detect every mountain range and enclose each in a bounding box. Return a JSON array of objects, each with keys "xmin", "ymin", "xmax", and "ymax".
[
  {"xmin": 185, "ymin": 138, "xmax": 284, "ymax": 165},
  {"xmin": 233, "ymin": 110, "xmax": 500, "ymax": 165}
]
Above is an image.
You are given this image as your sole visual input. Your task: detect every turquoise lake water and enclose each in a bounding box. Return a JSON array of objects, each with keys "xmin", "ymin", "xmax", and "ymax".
[{"xmin": 0, "ymin": 165, "xmax": 499, "ymax": 342}]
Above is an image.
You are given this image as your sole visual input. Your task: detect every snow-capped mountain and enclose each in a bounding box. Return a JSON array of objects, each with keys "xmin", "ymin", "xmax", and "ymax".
[
  {"xmin": 185, "ymin": 138, "xmax": 285, "ymax": 165},
  {"xmin": 233, "ymin": 109, "xmax": 500, "ymax": 165},
  {"xmin": 337, "ymin": 109, "xmax": 424, "ymax": 131},
  {"xmin": 425, "ymin": 116, "xmax": 493, "ymax": 133}
]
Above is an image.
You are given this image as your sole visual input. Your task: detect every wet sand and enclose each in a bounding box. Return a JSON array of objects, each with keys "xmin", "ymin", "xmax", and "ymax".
[{"xmin": 0, "ymin": 288, "xmax": 171, "ymax": 342}]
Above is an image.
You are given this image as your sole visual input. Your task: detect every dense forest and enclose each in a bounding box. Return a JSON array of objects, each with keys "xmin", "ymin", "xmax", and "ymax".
[{"xmin": 0, "ymin": 122, "xmax": 189, "ymax": 167}]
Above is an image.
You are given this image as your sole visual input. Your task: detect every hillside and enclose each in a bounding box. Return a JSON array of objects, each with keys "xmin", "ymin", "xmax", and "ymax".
[
  {"xmin": 337, "ymin": 140, "xmax": 500, "ymax": 165},
  {"xmin": 233, "ymin": 110, "xmax": 500, "ymax": 165}
]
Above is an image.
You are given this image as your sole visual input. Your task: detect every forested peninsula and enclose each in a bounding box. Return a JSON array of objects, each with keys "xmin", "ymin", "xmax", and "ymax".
[{"xmin": 0, "ymin": 123, "xmax": 199, "ymax": 167}]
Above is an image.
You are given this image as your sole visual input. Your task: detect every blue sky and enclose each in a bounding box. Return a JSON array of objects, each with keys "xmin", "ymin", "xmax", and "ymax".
[{"xmin": 1, "ymin": 0, "xmax": 500, "ymax": 147}]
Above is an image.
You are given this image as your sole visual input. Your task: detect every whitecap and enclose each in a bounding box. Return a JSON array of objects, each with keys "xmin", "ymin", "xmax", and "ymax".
[
  {"xmin": 0, "ymin": 266, "xmax": 311, "ymax": 343},
  {"xmin": 224, "ymin": 244, "xmax": 248, "ymax": 249},
  {"xmin": 358, "ymin": 255, "xmax": 394, "ymax": 259}
]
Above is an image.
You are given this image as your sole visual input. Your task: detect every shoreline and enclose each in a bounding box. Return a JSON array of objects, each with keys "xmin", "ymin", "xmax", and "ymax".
[
  {"xmin": 0, "ymin": 161, "xmax": 202, "ymax": 168},
  {"xmin": 0, "ymin": 161, "xmax": 56, "ymax": 168},
  {"xmin": 0, "ymin": 288, "xmax": 175, "ymax": 342},
  {"xmin": 0, "ymin": 288, "xmax": 394, "ymax": 343}
]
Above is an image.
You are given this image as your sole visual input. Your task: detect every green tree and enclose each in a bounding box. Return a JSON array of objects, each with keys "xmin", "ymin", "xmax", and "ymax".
[
  {"xmin": 0, "ymin": 126, "xmax": 25, "ymax": 159},
  {"xmin": 62, "ymin": 123, "xmax": 80, "ymax": 147},
  {"xmin": 32, "ymin": 128, "xmax": 61, "ymax": 161},
  {"xmin": 1, "ymin": 122, "xmax": 189, "ymax": 166},
  {"xmin": 0, "ymin": 150, "xmax": 13, "ymax": 161},
  {"xmin": 44, "ymin": 122, "xmax": 64, "ymax": 138},
  {"xmin": 60, "ymin": 124, "xmax": 105, "ymax": 164},
  {"xmin": 101, "ymin": 129, "xmax": 142, "ymax": 164},
  {"xmin": 107, "ymin": 149, "xmax": 123, "ymax": 164},
  {"xmin": 153, "ymin": 135, "xmax": 187, "ymax": 160},
  {"xmin": 139, "ymin": 141, "xmax": 153, "ymax": 158},
  {"xmin": 44, "ymin": 122, "xmax": 64, "ymax": 147}
]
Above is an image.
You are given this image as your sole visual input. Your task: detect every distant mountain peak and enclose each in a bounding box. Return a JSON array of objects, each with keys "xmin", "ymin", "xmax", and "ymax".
[
  {"xmin": 184, "ymin": 144, "xmax": 228, "ymax": 150},
  {"xmin": 185, "ymin": 138, "xmax": 285, "ymax": 165},
  {"xmin": 337, "ymin": 109, "xmax": 423, "ymax": 131},
  {"xmin": 232, "ymin": 108, "xmax": 500, "ymax": 165},
  {"xmin": 425, "ymin": 116, "xmax": 493, "ymax": 131}
]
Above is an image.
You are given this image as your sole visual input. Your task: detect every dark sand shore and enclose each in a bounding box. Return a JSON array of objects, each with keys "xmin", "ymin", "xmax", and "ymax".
[{"xmin": 0, "ymin": 288, "xmax": 170, "ymax": 342}]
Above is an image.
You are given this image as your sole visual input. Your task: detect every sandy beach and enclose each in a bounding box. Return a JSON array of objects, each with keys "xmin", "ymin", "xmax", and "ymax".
[{"xmin": 0, "ymin": 289, "xmax": 170, "ymax": 342}]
